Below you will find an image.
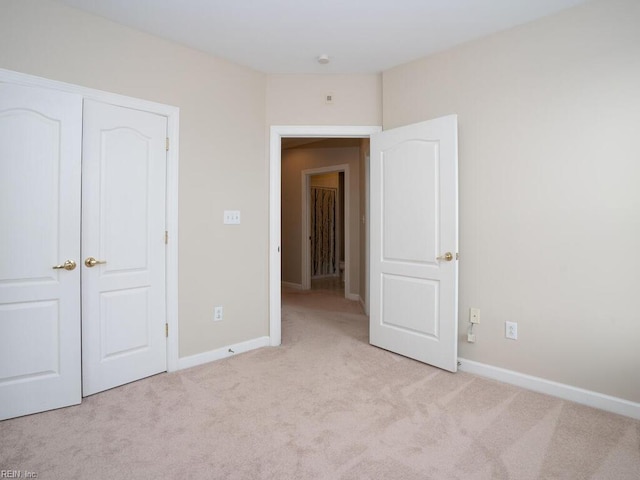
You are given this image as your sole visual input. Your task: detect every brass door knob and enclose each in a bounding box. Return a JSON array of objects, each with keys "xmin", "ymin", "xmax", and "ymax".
[
  {"xmin": 437, "ymin": 252, "xmax": 453, "ymax": 262},
  {"xmin": 84, "ymin": 257, "xmax": 107, "ymax": 268},
  {"xmin": 52, "ymin": 260, "xmax": 77, "ymax": 271}
]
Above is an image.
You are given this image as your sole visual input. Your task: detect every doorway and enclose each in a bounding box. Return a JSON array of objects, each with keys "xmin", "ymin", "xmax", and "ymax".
[
  {"xmin": 310, "ymin": 174, "xmax": 340, "ymax": 281},
  {"xmin": 269, "ymin": 125, "xmax": 382, "ymax": 347},
  {"xmin": 310, "ymin": 174, "xmax": 340, "ymax": 279},
  {"xmin": 301, "ymin": 166, "xmax": 349, "ymax": 296}
]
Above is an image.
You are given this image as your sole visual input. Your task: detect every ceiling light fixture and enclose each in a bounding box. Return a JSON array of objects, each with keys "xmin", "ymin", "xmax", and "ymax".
[{"xmin": 317, "ymin": 54, "xmax": 330, "ymax": 65}]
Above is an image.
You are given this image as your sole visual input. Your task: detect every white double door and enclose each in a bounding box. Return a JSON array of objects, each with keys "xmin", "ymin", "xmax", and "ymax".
[{"xmin": 0, "ymin": 83, "xmax": 168, "ymax": 420}]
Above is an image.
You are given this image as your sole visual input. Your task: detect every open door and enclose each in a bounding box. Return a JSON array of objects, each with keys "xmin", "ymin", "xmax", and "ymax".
[{"xmin": 369, "ymin": 115, "xmax": 459, "ymax": 372}]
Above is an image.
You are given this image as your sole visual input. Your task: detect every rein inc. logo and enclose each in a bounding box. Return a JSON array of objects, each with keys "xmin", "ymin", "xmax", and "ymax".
[{"xmin": 0, "ymin": 472, "xmax": 38, "ymax": 478}]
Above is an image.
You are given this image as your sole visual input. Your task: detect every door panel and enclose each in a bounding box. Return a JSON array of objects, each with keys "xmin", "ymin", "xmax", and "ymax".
[
  {"xmin": 0, "ymin": 83, "xmax": 82, "ymax": 420},
  {"xmin": 100, "ymin": 287, "xmax": 151, "ymax": 358},
  {"xmin": 370, "ymin": 116, "xmax": 458, "ymax": 372},
  {"xmin": 382, "ymin": 140, "xmax": 439, "ymax": 263},
  {"xmin": 102, "ymin": 128, "xmax": 151, "ymax": 272},
  {"xmin": 381, "ymin": 274, "xmax": 439, "ymax": 337},
  {"xmin": 82, "ymin": 100, "xmax": 167, "ymax": 396}
]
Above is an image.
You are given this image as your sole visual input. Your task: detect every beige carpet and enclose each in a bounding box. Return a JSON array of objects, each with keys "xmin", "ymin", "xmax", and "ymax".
[{"xmin": 1, "ymin": 287, "xmax": 639, "ymax": 479}]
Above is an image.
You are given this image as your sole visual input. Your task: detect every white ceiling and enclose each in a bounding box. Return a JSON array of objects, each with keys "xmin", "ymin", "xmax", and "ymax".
[{"xmin": 56, "ymin": 0, "xmax": 588, "ymax": 74}]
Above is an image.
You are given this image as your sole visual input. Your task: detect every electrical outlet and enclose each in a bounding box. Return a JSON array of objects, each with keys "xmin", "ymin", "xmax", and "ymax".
[
  {"xmin": 505, "ymin": 321, "xmax": 518, "ymax": 340},
  {"xmin": 214, "ymin": 306, "xmax": 223, "ymax": 321},
  {"xmin": 469, "ymin": 307, "xmax": 480, "ymax": 324},
  {"xmin": 467, "ymin": 331, "xmax": 476, "ymax": 343}
]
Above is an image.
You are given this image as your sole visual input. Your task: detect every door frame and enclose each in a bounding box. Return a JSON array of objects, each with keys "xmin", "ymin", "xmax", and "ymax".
[
  {"xmin": 0, "ymin": 68, "xmax": 180, "ymax": 372},
  {"xmin": 301, "ymin": 165, "xmax": 349, "ymax": 294},
  {"xmin": 364, "ymin": 153, "xmax": 371, "ymax": 316},
  {"xmin": 269, "ymin": 125, "xmax": 381, "ymax": 346}
]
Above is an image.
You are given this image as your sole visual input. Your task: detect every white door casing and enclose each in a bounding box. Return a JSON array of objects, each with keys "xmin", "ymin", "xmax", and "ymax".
[
  {"xmin": 81, "ymin": 100, "xmax": 168, "ymax": 396},
  {"xmin": 269, "ymin": 126, "xmax": 382, "ymax": 346},
  {"xmin": 0, "ymin": 83, "xmax": 82, "ymax": 420},
  {"xmin": 369, "ymin": 116, "xmax": 459, "ymax": 372}
]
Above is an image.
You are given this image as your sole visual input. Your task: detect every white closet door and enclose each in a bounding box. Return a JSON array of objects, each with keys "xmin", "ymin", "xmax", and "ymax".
[
  {"xmin": 81, "ymin": 100, "xmax": 167, "ymax": 396},
  {"xmin": 0, "ymin": 83, "xmax": 82, "ymax": 420}
]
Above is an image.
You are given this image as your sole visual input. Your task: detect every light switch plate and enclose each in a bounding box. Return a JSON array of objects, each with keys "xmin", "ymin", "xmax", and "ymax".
[{"xmin": 223, "ymin": 210, "xmax": 241, "ymax": 224}]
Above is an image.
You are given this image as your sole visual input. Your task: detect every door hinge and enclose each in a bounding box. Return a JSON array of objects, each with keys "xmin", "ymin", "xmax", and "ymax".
[
  {"xmin": 165, "ymin": 230, "xmax": 169, "ymax": 244},
  {"xmin": 166, "ymin": 137, "xmax": 170, "ymax": 151},
  {"xmin": 165, "ymin": 323, "xmax": 168, "ymax": 337}
]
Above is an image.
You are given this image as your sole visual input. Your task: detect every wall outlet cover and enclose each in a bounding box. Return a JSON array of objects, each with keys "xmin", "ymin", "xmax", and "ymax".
[{"xmin": 505, "ymin": 321, "xmax": 518, "ymax": 340}]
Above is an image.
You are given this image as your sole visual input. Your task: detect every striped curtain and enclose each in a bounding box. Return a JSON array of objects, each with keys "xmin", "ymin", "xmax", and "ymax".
[{"xmin": 310, "ymin": 187, "xmax": 336, "ymax": 277}]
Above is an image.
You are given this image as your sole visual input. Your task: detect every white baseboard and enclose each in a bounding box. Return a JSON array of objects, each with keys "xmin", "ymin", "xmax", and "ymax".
[
  {"xmin": 346, "ymin": 293, "xmax": 360, "ymax": 302},
  {"xmin": 177, "ymin": 336, "xmax": 271, "ymax": 370},
  {"xmin": 458, "ymin": 358, "xmax": 640, "ymax": 420},
  {"xmin": 281, "ymin": 281, "xmax": 303, "ymax": 290}
]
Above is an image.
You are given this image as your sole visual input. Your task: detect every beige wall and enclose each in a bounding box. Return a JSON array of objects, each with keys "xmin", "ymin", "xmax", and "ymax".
[
  {"xmin": 0, "ymin": 0, "xmax": 268, "ymax": 358},
  {"xmin": 281, "ymin": 147, "xmax": 360, "ymax": 297},
  {"xmin": 267, "ymin": 74, "xmax": 380, "ymax": 306},
  {"xmin": 383, "ymin": 0, "xmax": 640, "ymax": 403},
  {"xmin": 266, "ymin": 74, "xmax": 382, "ymax": 126}
]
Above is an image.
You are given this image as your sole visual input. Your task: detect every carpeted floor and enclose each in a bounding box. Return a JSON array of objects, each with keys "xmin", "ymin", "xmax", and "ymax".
[{"xmin": 1, "ymin": 287, "xmax": 639, "ymax": 479}]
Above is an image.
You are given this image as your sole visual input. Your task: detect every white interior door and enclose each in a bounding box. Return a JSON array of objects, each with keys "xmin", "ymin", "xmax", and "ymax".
[
  {"xmin": 370, "ymin": 116, "xmax": 459, "ymax": 372},
  {"xmin": 81, "ymin": 100, "xmax": 167, "ymax": 396},
  {"xmin": 0, "ymin": 83, "xmax": 82, "ymax": 419}
]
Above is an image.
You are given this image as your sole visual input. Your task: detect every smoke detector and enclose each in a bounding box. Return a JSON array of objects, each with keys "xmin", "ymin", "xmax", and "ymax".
[{"xmin": 317, "ymin": 54, "xmax": 330, "ymax": 65}]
